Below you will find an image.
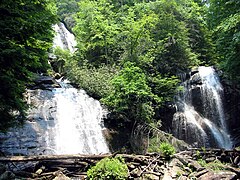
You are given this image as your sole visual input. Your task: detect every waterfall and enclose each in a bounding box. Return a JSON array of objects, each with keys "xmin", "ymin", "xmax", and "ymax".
[
  {"xmin": 53, "ymin": 87, "xmax": 109, "ymax": 154},
  {"xmin": 173, "ymin": 66, "xmax": 232, "ymax": 149},
  {"xmin": 53, "ymin": 22, "xmax": 77, "ymax": 53},
  {"xmin": 0, "ymin": 85, "xmax": 110, "ymax": 155},
  {"xmin": 0, "ymin": 23, "xmax": 109, "ymax": 155}
]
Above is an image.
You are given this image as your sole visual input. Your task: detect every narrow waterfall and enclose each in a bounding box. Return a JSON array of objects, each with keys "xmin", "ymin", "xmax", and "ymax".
[{"xmin": 173, "ymin": 66, "xmax": 232, "ymax": 149}]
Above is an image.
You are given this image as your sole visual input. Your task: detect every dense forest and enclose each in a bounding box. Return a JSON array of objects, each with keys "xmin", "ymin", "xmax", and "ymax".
[{"xmin": 0, "ymin": 0, "xmax": 239, "ymax": 133}]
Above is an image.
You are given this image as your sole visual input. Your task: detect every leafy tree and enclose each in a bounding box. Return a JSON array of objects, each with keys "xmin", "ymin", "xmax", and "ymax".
[
  {"xmin": 74, "ymin": 0, "xmax": 120, "ymax": 66},
  {"xmin": 0, "ymin": 0, "xmax": 57, "ymax": 131},
  {"xmin": 55, "ymin": 0, "xmax": 79, "ymax": 30},
  {"xmin": 71, "ymin": 0, "xmax": 214, "ymax": 126},
  {"xmin": 102, "ymin": 62, "xmax": 157, "ymax": 123},
  {"xmin": 208, "ymin": 0, "xmax": 240, "ymax": 82},
  {"xmin": 50, "ymin": 47, "xmax": 71, "ymax": 74}
]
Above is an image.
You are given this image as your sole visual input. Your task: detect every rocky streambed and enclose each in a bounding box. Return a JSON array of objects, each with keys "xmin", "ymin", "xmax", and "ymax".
[{"xmin": 0, "ymin": 148, "xmax": 239, "ymax": 179}]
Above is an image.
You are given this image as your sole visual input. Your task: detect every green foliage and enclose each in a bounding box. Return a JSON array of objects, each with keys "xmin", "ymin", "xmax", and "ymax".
[
  {"xmin": 50, "ymin": 47, "xmax": 72, "ymax": 74},
  {"xmin": 148, "ymin": 141, "xmax": 175, "ymax": 158},
  {"xmin": 159, "ymin": 142, "xmax": 176, "ymax": 158},
  {"xmin": 74, "ymin": 0, "xmax": 120, "ymax": 66},
  {"xmin": 68, "ymin": 0, "xmax": 219, "ymax": 126},
  {"xmin": 198, "ymin": 159, "xmax": 225, "ymax": 171},
  {"xmin": 102, "ymin": 62, "xmax": 156, "ymax": 123},
  {"xmin": 65, "ymin": 59, "xmax": 118, "ymax": 99},
  {"xmin": 148, "ymin": 137, "xmax": 162, "ymax": 153},
  {"xmin": 87, "ymin": 157, "xmax": 128, "ymax": 180},
  {"xmin": 208, "ymin": 0, "xmax": 240, "ymax": 82},
  {"xmin": 0, "ymin": 0, "xmax": 57, "ymax": 131},
  {"xmin": 56, "ymin": 0, "xmax": 79, "ymax": 29}
]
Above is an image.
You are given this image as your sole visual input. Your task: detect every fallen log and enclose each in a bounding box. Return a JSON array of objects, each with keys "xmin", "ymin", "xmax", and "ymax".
[
  {"xmin": 0, "ymin": 154, "xmax": 112, "ymax": 162},
  {"xmin": 0, "ymin": 153, "xmax": 158, "ymax": 163}
]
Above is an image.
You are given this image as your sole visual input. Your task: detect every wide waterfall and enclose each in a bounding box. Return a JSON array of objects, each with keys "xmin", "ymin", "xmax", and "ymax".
[
  {"xmin": 173, "ymin": 66, "xmax": 232, "ymax": 149},
  {"xmin": 0, "ymin": 84, "xmax": 110, "ymax": 155}
]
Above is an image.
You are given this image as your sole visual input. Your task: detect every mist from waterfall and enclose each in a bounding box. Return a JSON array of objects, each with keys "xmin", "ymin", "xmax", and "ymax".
[{"xmin": 173, "ymin": 66, "xmax": 232, "ymax": 149}]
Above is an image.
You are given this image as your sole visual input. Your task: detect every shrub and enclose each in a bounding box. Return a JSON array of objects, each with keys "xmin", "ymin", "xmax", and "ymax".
[
  {"xmin": 159, "ymin": 142, "xmax": 176, "ymax": 158},
  {"xmin": 148, "ymin": 137, "xmax": 161, "ymax": 153},
  {"xmin": 65, "ymin": 62, "xmax": 118, "ymax": 99},
  {"xmin": 148, "ymin": 141, "xmax": 175, "ymax": 159},
  {"xmin": 87, "ymin": 157, "xmax": 128, "ymax": 180}
]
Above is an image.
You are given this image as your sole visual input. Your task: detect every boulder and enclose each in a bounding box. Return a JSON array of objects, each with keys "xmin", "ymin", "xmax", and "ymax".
[
  {"xmin": 30, "ymin": 75, "xmax": 61, "ymax": 90},
  {"xmin": 199, "ymin": 171, "xmax": 237, "ymax": 180},
  {"xmin": 53, "ymin": 172, "xmax": 71, "ymax": 180}
]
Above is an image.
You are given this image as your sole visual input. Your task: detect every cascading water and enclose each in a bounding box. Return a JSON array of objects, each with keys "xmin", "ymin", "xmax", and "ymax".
[
  {"xmin": 53, "ymin": 87, "xmax": 109, "ymax": 154},
  {"xmin": 0, "ymin": 83, "xmax": 110, "ymax": 155},
  {"xmin": 53, "ymin": 22, "xmax": 77, "ymax": 53},
  {"xmin": 173, "ymin": 66, "xmax": 232, "ymax": 149}
]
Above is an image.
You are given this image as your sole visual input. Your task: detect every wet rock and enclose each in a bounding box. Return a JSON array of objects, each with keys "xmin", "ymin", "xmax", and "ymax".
[
  {"xmin": 190, "ymin": 68, "xmax": 199, "ymax": 76},
  {"xmin": 30, "ymin": 75, "xmax": 61, "ymax": 90},
  {"xmin": 234, "ymin": 156, "xmax": 240, "ymax": 166},
  {"xmin": 190, "ymin": 73, "xmax": 202, "ymax": 86}
]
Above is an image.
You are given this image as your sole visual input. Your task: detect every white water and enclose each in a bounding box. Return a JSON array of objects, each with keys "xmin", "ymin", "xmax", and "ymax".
[
  {"xmin": 52, "ymin": 87, "xmax": 109, "ymax": 154},
  {"xmin": 0, "ymin": 23, "xmax": 109, "ymax": 155},
  {"xmin": 198, "ymin": 66, "xmax": 232, "ymax": 149},
  {"xmin": 0, "ymin": 86, "xmax": 110, "ymax": 155},
  {"xmin": 173, "ymin": 66, "xmax": 232, "ymax": 149},
  {"xmin": 51, "ymin": 23, "xmax": 109, "ymax": 154},
  {"xmin": 53, "ymin": 23, "xmax": 77, "ymax": 53}
]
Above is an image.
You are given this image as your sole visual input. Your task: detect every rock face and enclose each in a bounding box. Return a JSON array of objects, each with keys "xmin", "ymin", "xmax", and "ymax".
[
  {"xmin": 221, "ymin": 79, "xmax": 240, "ymax": 147},
  {"xmin": 0, "ymin": 89, "xmax": 57, "ymax": 155},
  {"xmin": 29, "ymin": 75, "xmax": 61, "ymax": 90}
]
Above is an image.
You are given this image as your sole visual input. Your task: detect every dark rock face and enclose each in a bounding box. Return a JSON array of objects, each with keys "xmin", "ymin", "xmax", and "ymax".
[
  {"xmin": 221, "ymin": 79, "xmax": 240, "ymax": 147},
  {"xmin": 29, "ymin": 75, "xmax": 61, "ymax": 90},
  {"xmin": 0, "ymin": 90, "xmax": 57, "ymax": 155}
]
